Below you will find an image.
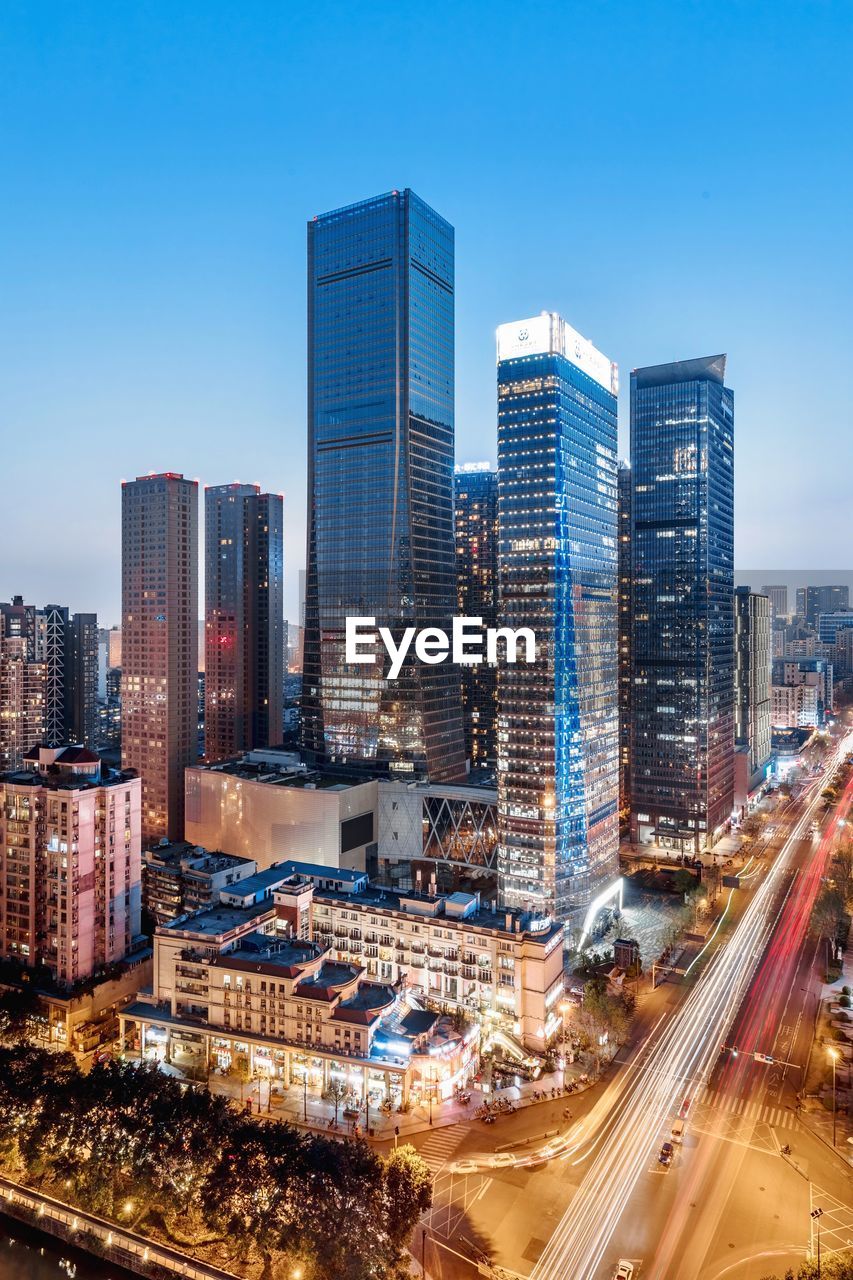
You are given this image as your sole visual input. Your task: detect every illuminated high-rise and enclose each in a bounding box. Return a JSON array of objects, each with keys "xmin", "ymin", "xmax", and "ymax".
[
  {"xmin": 630, "ymin": 356, "xmax": 735, "ymax": 852},
  {"xmin": 496, "ymin": 312, "xmax": 620, "ymax": 925},
  {"xmin": 122, "ymin": 473, "xmax": 198, "ymax": 842},
  {"xmin": 302, "ymin": 189, "xmax": 465, "ymax": 781},
  {"xmin": 205, "ymin": 484, "xmax": 284, "ymax": 761},
  {"xmin": 617, "ymin": 462, "xmax": 633, "ymax": 833},
  {"xmin": 455, "ymin": 464, "xmax": 498, "ymax": 769}
]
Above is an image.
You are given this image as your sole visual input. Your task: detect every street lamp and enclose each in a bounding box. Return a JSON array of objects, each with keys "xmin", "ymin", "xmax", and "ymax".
[
  {"xmin": 828, "ymin": 1047, "xmax": 839, "ymax": 1146},
  {"xmin": 811, "ymin": 1207, "xmax": 824, "ymax": 1277}
]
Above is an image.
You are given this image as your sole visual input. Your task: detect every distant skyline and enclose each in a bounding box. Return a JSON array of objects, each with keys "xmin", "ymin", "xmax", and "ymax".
[{"xmin": 2, "ymin": 1, "xmax": 851, "ymax": 624}]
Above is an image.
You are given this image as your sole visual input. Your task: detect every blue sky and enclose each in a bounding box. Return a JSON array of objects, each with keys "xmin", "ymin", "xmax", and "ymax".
[{"xmin": 1, "ymin": 0, "xmax": 851, "ymax": 624}]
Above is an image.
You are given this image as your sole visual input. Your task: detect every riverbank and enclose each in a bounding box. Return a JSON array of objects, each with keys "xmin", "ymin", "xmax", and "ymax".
[{"xmin": 0, "ymin": 1176, "xmax": 240, "ymax": 1280}]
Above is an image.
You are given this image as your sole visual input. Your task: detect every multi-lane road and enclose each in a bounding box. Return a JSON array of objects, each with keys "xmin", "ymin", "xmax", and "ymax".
[{"xmin": 417, "ymin": 732, "xmax": 853, "ymax": 1280}]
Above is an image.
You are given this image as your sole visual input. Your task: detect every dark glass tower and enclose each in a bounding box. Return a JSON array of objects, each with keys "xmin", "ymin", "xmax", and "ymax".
[
  {"xmin": 205, "ymin": 484, "xmax": 284, "ymax": 761},
  {"xmin": 630, "ymin": 356, "xmax": 735, "ymax": 852},
  {"xmin": 66, "ymin": 612, "xmax": 99, "ymax": 748},
  {"xmin": 496, "ymin": 313, "xmax": 620, "ymax": 923},
  {"xmin": 302, "ymin": 189, "xmax": 465, "ymax": 781},
  {"xmin": 455, "ymin": 465, "xmax": 498, "ymax": 770},
  {"xmin": 617, "ymin": 462, "xmax": 633, "ymax": 833}
]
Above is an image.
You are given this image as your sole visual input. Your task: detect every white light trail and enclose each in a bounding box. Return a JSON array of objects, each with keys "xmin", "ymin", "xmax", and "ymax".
[{"xmin": 530, "ymin": 733, "xmax": 853, "ymax": 1280}]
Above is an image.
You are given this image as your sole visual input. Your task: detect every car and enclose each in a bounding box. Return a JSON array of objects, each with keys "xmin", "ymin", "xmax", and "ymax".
[
  {"xmin": 450, "ymin": 1159, "xmax": 480, "ymax": 1176},
  {"xmin": 658, "ymin": 1141, "xmax": 674, "ymax": 1166},
  {"xmin": 488, "ymin": 1152, "xmax": 516, "ymax": 1168},
  {"xmin": 679, "ymin": 1095, "xmax": 692, "ymax": 1118},
  {"xmin": 613, "ymin": 1262, "xmax": 635, "ymax": 1280},
  {"xmin": 766, "ymin": 827, "xmax": 776, "ymax": 837}
]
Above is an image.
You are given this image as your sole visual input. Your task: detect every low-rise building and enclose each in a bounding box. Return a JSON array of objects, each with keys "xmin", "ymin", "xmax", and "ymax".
[
  {"xmin": 274, "ymin": 864, "xmax": 565, "ymax": 1051},
  {"xmin": 184, "ymin": 750, "xmax": 378, "ymax": 872},
  {"xmin": 142, "ymin": 840, "xmax": 257, "ymax": 925},
  {"xmin": 376, "ymin": 778, "xmax": 498, "ymax": 898},
  {"xmin": 772, "ymin": 657, "xmax": 833, "ymax": 727},
  {"xmin": 121, "ymin": 892, "xmax": 478, "ymax": 1109}
]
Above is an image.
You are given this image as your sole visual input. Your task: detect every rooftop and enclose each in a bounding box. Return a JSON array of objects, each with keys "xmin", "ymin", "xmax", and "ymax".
[
  {"xmin": 164, "ymin": 902, "xmax": 273, "ymax": 939},
  {"xmin": 143, "ymin": 840, "xmax": 253, "ymax": 875},
  {"xmin": 193, "ymin": 755, "xmax": 369, "ymax": 791},
  {"xmin": 308, "ymin": 875, "xmax": 562, "ymax": 943},
  {"xmin": 632, "ymin": 354, "xmax": 727, "ymax": 389}
]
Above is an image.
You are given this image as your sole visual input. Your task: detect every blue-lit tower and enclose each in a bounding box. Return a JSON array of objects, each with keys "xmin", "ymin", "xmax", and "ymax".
[
  {"xmin": 496, "ymin": 312, "xmax": 620, "ymax": 926},
  {"xmin": 301, "ymin": 189, "xmax": 466, "ymax": 781}
]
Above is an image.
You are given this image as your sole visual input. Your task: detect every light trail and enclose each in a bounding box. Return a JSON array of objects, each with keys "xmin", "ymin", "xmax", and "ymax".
[{"xmin": 529, "ymin": 733, "xmax": 853, "ymax": 1280}]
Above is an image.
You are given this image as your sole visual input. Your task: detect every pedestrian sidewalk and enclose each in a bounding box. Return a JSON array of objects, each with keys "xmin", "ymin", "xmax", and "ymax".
[{"xmin": 142, "ymin": 1054, "xmax": 595, "ymax": 1142}]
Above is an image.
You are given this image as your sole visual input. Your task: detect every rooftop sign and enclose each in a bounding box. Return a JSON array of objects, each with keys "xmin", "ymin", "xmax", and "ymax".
[{"xmin": 496, "ymin": 311, "xmax": 618, "ymax": 394}]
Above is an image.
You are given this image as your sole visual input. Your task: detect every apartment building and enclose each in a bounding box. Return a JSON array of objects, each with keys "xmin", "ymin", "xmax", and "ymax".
[
  {"xmin": 142, "ymin": 840, "xmax": 257, "ymax": 925},
  {"xmin": 0, "ymin": 745, "xmax": 142, "ymax": 985}
]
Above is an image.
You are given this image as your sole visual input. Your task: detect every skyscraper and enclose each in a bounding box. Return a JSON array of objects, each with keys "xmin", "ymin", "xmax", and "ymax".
[
  {"xmin": 734, "ymin": 587, "xmax": 772, "ymax": 794},
  {"xmin": 630, "ymin": 355, "xmax": 735, "ymax": 853},
  {"xmin": 66, "ymin": 612, "xmax": 99, "ymax": 748},
  {"xmin": 802, "ymin": 585, "xmax": 850, "ymax": 627},
  {"xmin": 496, "ymin": 312, "xmax": 620, "ymax": 925},
  {"xmin": 205, "ymin": 483, "xmax": 284, "ymax": 761},
  {"xmin": 761, "ymin": 584, "xmax": 788, "ymax": 620},
  {"xmin": 122, "ymin": 473, "xmax": 199, "ymax": 843},
  {"xmin": 617, "ymin": 462, "xmax": 633, "ymax": 833},
  {"xmin": 454, "ymin": 464, "xmax": 499, "ymax": 770},
  {"xmin": 302, "ymin": 189, "xmax": 465, "ymax": 781}
]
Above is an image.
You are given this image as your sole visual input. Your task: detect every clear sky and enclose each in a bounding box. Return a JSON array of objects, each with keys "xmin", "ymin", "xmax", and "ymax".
[{"xmin": 1, "ymin": 0, "xmax": 851, "ymax": 625}]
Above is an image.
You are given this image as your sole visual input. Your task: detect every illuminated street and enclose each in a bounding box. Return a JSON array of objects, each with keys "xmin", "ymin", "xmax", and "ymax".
[{"xmin": 412, "ymin": 733, "xmax": 853, "ymax": 1279}]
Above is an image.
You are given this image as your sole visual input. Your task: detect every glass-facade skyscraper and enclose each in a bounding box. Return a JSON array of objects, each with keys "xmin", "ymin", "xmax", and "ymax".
[
  {"xmin": 617, "ymin": 461, "xmax": 633, "ymax": 833},
  {"xmin": 496, "ymin": 313, "xmax": 620, "ymax": 924},
  {"xmin": 301, "ymin": 189, "xmax": 466, "ymax": 781},
  {"xmin": 630, "ymin": 356, "xmax": 735, "ymax": 852},
  {"xmin": 455, "ymin": 464, "xmax": 499, "ymax": 770},
  {"xmin": 205, "ymin": 483, "xmax": 284, "ymax": 761}
]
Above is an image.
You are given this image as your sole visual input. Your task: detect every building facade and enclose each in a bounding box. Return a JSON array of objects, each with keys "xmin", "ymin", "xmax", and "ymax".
[
  {"xmin": 761, "ymin": 585, "xmax": 788, "ymax": 621},
  {"xmin": 0, "ymin": 635, "xmax": 45, "ymax": 772},
  {"xmin": 143, "ymin": 841, "xmax": 257, "ymax": 925},
  {"xmin": 629, "ymin": 356, "xmax": 735, "ymax": 853},
  {"xmin": 772, "ymin": 657, "xmax": 833, "ymax": 727},
  {"xmin": 0, "ymin": 745, "xmax": 142, "ymax": 985},
  {"xmin": 204, "ymin": 484, "xmax": 284, "ymax": 761},
  {"xmin": 802, "ymin": 585, "xmax": 849, "ymax": 627},
  {"xmin": 376, "ymin": 777, "xmax": 499, "ymax": 898},
  {"xmin": 454, "ymin": 464, "xmax": 499, "ymax": 770},
  {"xmin": 617, "ymin": 461, "xmax": 633, "ymax": 833},
  {"xmin": 122, "ymin": 473, "xmax": 199, "ymax": 843},
  {"xmin": 734, "ymin": 587, "xmax": 772, "ymax": 791},
  {"xmin": 121, "ymin": 884, "xmax": 478, "ymax": 1109},
  {"xmin": 66, "ymin": 612, "xmax": 99, "ymax": 749},
  {"xmin": 496, "ymin": 312, "xmax": 620, "ymax": 925},
  {"xmin": 184, "ymin": 750, "xmax": 378, "ymax": 871},
  {"xmin": 301, "ymin": 189, "xmax": 465, "ymax": 782}
]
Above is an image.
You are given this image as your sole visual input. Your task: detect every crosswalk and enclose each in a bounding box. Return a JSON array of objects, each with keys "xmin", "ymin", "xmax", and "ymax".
[
  {"xmin": 700, "ymin": 1088, "xmax": 796, "ymax": 1130},
  {"xmin": 416, "ymin": 1123, "xmax": 472, "ymax": 1172}
]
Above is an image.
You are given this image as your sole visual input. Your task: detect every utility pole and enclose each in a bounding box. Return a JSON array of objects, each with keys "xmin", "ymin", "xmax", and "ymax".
[{"xmin": 811, "ymin": 1207, "xmax": 823, "ymax": 1277}]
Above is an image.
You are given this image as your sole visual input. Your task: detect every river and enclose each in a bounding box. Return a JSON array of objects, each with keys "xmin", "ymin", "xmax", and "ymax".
[{"xmin": 0, "ymin": 1218, "xmax": 127, "ymax": 1279}]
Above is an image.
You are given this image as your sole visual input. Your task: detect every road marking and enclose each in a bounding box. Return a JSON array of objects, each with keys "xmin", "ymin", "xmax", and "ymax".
[{"xmin": 417, "ymin": 1123, "xmax": 472, "ymax": 1172}]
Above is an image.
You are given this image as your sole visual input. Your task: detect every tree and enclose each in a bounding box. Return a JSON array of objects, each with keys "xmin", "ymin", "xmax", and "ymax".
[
  {"xmin": 832, "ymin": 841, "xmax": 853, "ymax": 904},
  {"xmin": 381, "ymin": 1145, "xmax": 433, "ymax": 1255},
  {"xmin": 813, "ymin": 886, "xmax": 846, "ymax": 943},
  {"xmin": 0, "ymin": 986, "xmax": 43, "ymax": 1043},
  {"xmin": 323, "ymin": 1078, "xmax": 348, "ymax": 1125}
]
